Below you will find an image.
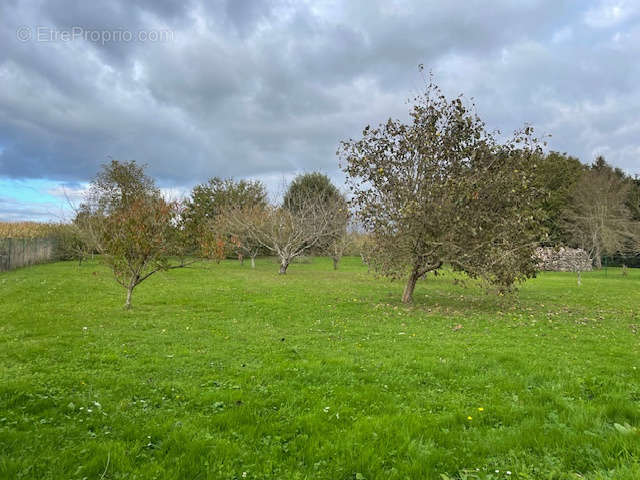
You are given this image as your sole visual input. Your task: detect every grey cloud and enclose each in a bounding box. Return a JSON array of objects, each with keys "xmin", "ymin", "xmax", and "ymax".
[{"xmin": 0, "ymin": 0, "xmax": 639, "ymax": 207}]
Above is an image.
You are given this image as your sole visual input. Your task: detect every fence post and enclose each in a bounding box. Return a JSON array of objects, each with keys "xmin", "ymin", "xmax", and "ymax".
[{"xmin": 0, "ymin": 238, "xmax": 9, "ymax": 272}]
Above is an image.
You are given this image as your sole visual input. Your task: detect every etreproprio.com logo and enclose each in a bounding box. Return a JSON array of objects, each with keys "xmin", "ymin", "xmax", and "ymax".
[{"xmin": 16, "ymin": 25, "xmax": 174, "ymax": 44}]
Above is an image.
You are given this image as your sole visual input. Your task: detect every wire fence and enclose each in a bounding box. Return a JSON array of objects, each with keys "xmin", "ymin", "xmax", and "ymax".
[{"xmin": 602, "ymin": 253, "xmax": 640, "ymax": 268}]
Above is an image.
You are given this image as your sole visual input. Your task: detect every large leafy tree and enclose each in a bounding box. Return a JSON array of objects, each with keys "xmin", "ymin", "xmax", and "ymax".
[
  {"xmin": 184, "ymin": 177, "xmax": 267, "ymax": 225},
  {"xmin": 532, "ymin": 152, "xmax": 586, "ymax": 245},
  {"xmin": 183, "ymin": 177, "xmax": 267, "ymax": 258},
  {"xmin": 283, "ymin": 172, "xmax": 341, "ymax": 212},
  {"xmin": 339, "ymin": 76, "xmax": 548, "ymax": 303}
]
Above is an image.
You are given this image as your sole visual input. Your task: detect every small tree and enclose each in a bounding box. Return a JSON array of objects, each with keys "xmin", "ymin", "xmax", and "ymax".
[
  {"xmin": 98, "ymin": 195, "xmax": 181, "ymax": 309},
  {"xmin": 223, "ymin": 206, "xmax": 267, "ymax": 268},
  {"xmin": 52, "ymin": 217, "xmax": 96, "ymax": 266},
  {"xmin": 340, "ymin": 75, "xmax": 547, "ymax": 303},
  {"xmin": 325, "ymin": 203, "xmax": 350, "ymax": 270},
  {"xmin": 81, "ymin": 160, "xmax": 190, "ymax": 309},
  {"xmin": 349, "ymin": 231, "xmax": 373, "ymax": 272}
]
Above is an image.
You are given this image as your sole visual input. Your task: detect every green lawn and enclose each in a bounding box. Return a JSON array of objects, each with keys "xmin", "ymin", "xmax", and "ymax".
[{"xmin": 1, "ymin": 257, "xmax": 639, "ymax": 479}]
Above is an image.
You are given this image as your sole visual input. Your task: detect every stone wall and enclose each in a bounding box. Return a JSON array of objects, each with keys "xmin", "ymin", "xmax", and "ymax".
[{"xmin": 535, "ymin": 246, "xmax": 593, "ymax": 272}]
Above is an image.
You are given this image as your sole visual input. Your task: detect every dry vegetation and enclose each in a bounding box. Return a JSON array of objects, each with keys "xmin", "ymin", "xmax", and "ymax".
[{"xmin": 0, "ymin": 221, "xmax": 57, "ymax": 238}]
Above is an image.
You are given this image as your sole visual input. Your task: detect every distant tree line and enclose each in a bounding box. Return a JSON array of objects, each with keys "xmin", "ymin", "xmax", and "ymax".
[{"xmin": 527, "ymin": 152, "xmax": 640, "ymax": 267}]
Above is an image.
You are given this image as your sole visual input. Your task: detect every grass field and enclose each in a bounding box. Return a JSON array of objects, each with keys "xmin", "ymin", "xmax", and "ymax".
[{"xmin": 1, "ymin": 257, "xmax": 639, "ymax": 479}]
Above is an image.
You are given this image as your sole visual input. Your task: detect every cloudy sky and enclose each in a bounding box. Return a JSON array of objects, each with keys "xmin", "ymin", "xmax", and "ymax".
[{"xmin": 1, "ymin": 0, "xmax": 639, "ymax": 221}]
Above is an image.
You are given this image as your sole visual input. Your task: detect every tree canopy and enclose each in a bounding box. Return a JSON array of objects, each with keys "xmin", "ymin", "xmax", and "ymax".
[
  {"xmin": 283, "ymin": 172, "xmax": 342, "ymax": 213},
  {"xmin": 184, "ymin": 177, "xmax": 267, "ymax": 226},
  {"xmin": 86, "ymin": 159, "xmax": 159, "ymax": 214},
  {"xmin": 181, "ymin": 177, "xmax": 268, "ymax": 258}
]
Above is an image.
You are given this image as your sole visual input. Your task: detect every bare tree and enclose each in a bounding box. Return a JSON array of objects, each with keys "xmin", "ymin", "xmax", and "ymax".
[
  {"xmin": 562, "ymin": 163, "xmax": 640, "ymax": 268},
  {"xmin": 282, "ymin": 172, "xmax": 349, "ymax": 269},
  {"xmin": 221, "ymin": 194, "xmax": 341, "ymax": 274},
  {"xmin": 225, "ymin": 208, "xmax": 265, "ymax": 268},
  {"xmin": 53, "ymin": 214, "xmax": 97, "ymax": 266}
]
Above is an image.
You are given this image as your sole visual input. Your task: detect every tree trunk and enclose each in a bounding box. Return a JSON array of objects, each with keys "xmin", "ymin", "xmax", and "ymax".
[
  {"xmin": 594, "ymin": 253, "xmax": 602, "ymax": 269},
  {"xmin": 125, "ymin": 275, "xmax": 139, "ymax": 309},
  {"xmin": 360, "ymin": 253, "xmax": 370, "ymax": 273},
  {"xmin": 401, "ymin": 261, "xmax": 442, "ymax": 303},
  {"xmin": 279, "ymin": 258, "xmax": 289, "ymax": 275},
  {"xmin": 332, "ymin": 256, "xmax": 339, "ymax": 270},
  {"xmin": 239, "ymin": 253, "xmax": 244, "ymax": 265},
  {"xmin": 577, "ymin": 270, "xmax": 582, "ymax": 286},
  {"xmin": 250, "ymin": 256, "xmax": 256, "ymax": 269},
  {"xmin": 592, "ymin": 244, "xmax": 602, "ymax": 269},
  {"xmin": 125, "ymin": 284, "xmax": 134, "ymax": 310},
  {"xmin": 402, "ymin": 268, "xmax": 421, "ymax": 304}
]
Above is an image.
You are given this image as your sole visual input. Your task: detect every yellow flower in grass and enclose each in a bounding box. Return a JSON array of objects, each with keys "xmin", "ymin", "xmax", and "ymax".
[
  {"xmin": 467, "ymin": 416, "xmax": 473, "ymax": 421},
  {"xmin": 478, "ymin": 407, "xmax": 484, "ymax": 412}
]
